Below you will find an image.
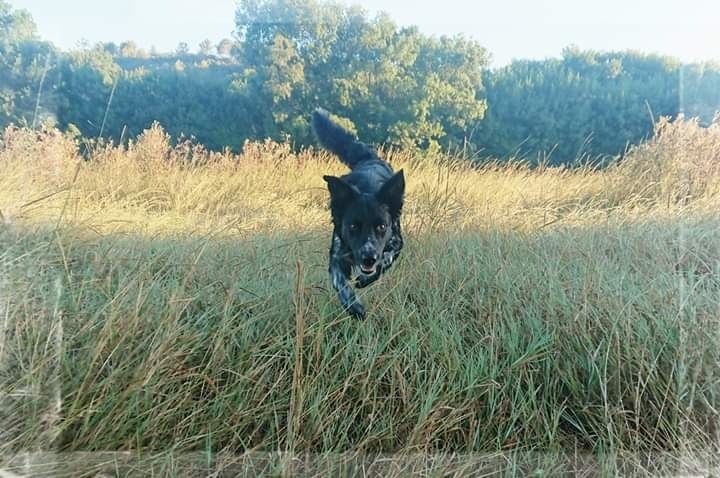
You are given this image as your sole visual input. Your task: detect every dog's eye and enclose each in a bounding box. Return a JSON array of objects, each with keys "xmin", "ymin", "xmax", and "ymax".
[
  {"xmin": 376, "ymin": 224, "xmax": 387, "ymax": 232},
  {"xmin": 349, "ymin": 223, "xmax": 359, "ymax": 231}
]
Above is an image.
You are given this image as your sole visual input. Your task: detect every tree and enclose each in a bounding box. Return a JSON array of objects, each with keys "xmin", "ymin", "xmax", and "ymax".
[
  {"xmin": 56, "ymin": 48, "xmax": 121, "ymax": 135},
  {"xmin": 474, "ymin": 50, "xmax": 684, "ymax": 164},
  {"xmin": 119, "ymin": 40, "xmax": 141, "ymax": 57},
  {"xmin": 216, "ymin": 38, "xmax": 233, "ymax": 56},
  {"xmin": 1, "ymin": 0, "xmax": 57, "ymax": 129},
  {"xmin": 0, "ymin": 0, "xmax": 38, "ymax": 42},
  {"xmin": 99, "ymin": 41, "xmax": 119, "ymax": 56},
  {"xmin": 176, "ymin": 42, "xmax": 189, "ymax": 56},
  {"xmin": 233, "ymin": 0, "xmax": 489, "ymax": 149},
  {"xmin": 199, "ymin": 39, "xmax": 213, "ymax": 56}
]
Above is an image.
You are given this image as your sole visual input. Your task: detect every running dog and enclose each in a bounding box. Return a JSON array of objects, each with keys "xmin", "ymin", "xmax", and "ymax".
[{"xmin": 311, "ymin": 109, "xmax": 405, "ymax": 319}]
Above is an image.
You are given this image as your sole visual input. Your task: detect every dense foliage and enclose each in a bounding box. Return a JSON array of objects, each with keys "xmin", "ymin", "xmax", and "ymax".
[
  {"xmin": 0, "ymin": 1, "xmax": 58, "ymax": 128},
  {"xmin": 476, "ymin": 47, "xmax": 720, "ymax": 162},
  {"xmin": 1, "ymin": 0, "xmax": 719, "ymax": 163}
]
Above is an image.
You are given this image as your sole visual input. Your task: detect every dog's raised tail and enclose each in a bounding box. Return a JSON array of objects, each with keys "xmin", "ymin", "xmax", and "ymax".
[{"xmin": 311, "ymin": 108, "xmax": 376, "ymax": 169}]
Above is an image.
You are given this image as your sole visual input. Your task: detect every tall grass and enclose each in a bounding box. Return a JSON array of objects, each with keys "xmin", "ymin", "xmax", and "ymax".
[{"xmin": 1, "ymin": 118, "xmax": 719, "ymax": 476}]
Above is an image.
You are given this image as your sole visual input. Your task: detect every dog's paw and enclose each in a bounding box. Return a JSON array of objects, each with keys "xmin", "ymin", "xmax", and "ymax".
[{"xmin": 347, "ymin": 301, "xmax": 366, "ymax": 320}]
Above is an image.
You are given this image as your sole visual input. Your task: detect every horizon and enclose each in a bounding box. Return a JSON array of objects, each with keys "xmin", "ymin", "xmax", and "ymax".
[{"xmin": 8, "ymin": 0, "xmax": 720, "ymax": 67}]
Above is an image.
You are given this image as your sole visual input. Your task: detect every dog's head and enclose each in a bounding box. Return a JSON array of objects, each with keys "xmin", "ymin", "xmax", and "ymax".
[{"xmin": 323, "ymin": 170, "xmax": 405, "ymax": 275}]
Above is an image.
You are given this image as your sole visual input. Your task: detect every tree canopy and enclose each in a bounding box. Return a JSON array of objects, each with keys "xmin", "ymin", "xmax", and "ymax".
[{"xmin": 1, "ymin": 0, "xmax": 719, "ymax": 164}]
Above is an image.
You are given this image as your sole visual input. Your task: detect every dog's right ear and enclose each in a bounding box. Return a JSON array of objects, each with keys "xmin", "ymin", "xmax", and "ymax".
[
  {"xmin": 376, "ymin": 169, "xmax": 405, "ymax": 216},
  {"xmin": 323, "ymin": 175, "xmax": 358, "ymax": 205}
]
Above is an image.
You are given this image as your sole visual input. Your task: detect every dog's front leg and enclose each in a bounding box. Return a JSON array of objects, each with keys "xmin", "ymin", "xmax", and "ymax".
[{"xmin": 329, "ymin": 236, "xmax": 366, "ymax": 319}]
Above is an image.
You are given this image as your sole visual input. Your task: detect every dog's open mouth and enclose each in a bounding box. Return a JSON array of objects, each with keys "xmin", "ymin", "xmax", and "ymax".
[{"xmin": 359, "ymin": 263, "xmax": 377, "ymax": 275}]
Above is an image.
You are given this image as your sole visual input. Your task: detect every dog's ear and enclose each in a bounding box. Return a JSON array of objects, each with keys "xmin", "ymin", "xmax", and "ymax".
[
  {"xmin": 376, "ymin": 170, "xmax": 405, "ymax": 216},
  {"xmin": 323, "ymin": 175, "xmax": 358, "ymax": 206}
]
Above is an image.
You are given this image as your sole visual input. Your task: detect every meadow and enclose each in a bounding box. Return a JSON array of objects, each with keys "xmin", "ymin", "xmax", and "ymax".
[{"xmin": 1, "ymin": 118, "xmax": 719, "ymax": 476}]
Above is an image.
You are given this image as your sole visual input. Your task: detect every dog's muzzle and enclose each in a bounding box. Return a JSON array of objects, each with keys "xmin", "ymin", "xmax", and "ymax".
[{"xmin": 359, "ymin": 252, "xmax": 378, "ymax": 274}]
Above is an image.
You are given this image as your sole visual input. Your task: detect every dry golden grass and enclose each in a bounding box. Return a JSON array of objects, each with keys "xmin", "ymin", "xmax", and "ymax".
[{"xmin": 1, "ymin": 118, "xmax": 717, "ymax": 236}]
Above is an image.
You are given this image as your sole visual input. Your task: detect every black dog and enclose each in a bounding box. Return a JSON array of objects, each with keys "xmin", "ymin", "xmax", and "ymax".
[{"xmin": 311, "ymin": 109, "xmax": 405, "ymax": 319}]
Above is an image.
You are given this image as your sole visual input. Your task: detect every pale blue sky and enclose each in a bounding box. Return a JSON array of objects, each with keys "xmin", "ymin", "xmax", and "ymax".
[{"xmin": 10, "ymin": 0, "xmax": 720, "ymax": 66}]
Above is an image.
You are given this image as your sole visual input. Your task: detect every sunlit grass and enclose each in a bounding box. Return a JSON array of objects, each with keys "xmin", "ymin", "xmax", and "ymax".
[{"xmin": 1, "ymin": 118, "xmax": 719, "ymax": 476}]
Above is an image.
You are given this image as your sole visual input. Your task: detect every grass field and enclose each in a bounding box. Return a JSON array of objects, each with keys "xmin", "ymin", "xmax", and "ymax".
[{"xmin": 1, "ymin": 118, "xmax": 719, "ymax": 476}]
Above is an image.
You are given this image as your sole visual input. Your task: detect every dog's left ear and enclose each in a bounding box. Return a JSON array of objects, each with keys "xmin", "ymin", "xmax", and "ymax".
[{"xmin": 377, "ymin": 170, "xmax": 405, "ymax": 216}]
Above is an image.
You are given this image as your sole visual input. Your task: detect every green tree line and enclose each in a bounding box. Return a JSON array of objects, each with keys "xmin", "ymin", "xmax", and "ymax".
[{"xmin": 2, "ymin": 0, "xmax": 719, "ymax": 164}]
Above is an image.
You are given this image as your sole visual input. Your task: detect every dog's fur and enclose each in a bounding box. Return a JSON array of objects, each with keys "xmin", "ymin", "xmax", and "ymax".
[{"xmin": 311, "ymin": 109, "xmax": 405, "ymax": 319}]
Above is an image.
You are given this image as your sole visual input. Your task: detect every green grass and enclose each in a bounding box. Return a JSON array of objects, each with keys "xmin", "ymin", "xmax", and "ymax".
[{"xmin": 1, "ymin": 118, "xmax": 719, "ymax": 476}]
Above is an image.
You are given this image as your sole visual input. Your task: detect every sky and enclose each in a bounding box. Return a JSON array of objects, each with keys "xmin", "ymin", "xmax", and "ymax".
[{"xmin": 10, "ymin": 0, "xmax": 720, "ymax": 67}]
